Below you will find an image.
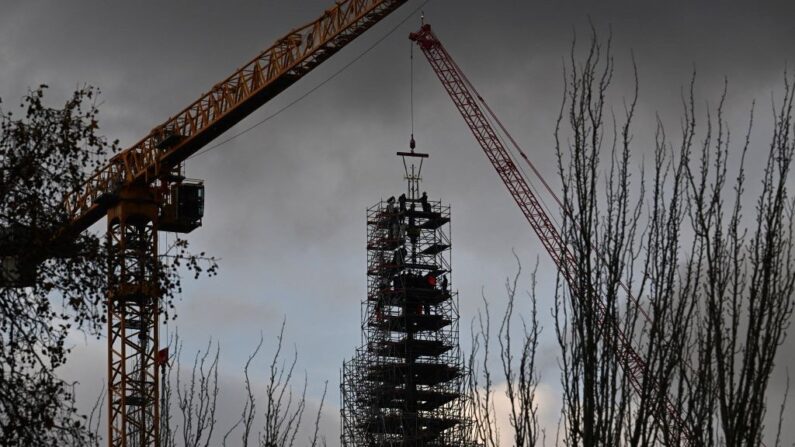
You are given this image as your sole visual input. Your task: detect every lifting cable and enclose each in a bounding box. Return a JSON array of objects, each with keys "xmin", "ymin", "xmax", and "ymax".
[{"xmin": 410, "ymin": 40, "xmax": 415, "ymax": 147}]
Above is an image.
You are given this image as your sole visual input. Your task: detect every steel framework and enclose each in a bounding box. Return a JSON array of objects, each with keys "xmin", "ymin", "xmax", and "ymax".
[
  {"xmin": 341, "ymin": 151, "xmax": 475, "ymax": 447},
  {"xmin": 106, "ymin": 186, "xmax": 161, "ymax": 446}
]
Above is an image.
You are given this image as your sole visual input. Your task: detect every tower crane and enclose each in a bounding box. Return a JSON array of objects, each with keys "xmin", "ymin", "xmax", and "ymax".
[
  {"xmin": 409, "ymin": 23, "xmax": 691, "ymax": 443},
  {"xmin": 4, "ymin": 1, "xmax": 413, "ymax": 446}
]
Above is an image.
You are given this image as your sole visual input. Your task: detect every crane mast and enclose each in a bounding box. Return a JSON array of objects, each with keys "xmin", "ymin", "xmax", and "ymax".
[
  {"xmin": 409, "ymin": 23, "xmax": 690, "ymax": 443},
  {"xmin": 47, "ymin": 1, "xmax": 413, "ymax": 446}
]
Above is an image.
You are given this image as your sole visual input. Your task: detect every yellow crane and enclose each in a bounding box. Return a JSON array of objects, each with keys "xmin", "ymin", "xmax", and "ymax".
[{"xmin": 8, "ymin": 1, "xmax": 413, "ymax": 445}]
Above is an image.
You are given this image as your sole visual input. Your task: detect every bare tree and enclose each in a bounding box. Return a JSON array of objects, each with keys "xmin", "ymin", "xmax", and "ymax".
[
  {"xmin": 499, "ymin": 256, "xmax": 543, "ymax": 447},
  {"xmin": 234, "ymin": 319, "xmax": 329, "ymax": 447},
  {"xmin": 467, "ymin": 294, "xmax": 500, "ymax": 447},
  {"xmin": 155, "ymin": 320, "xmax": 327, "ymax": 447},
  {"xmin": 553, "ymin": 29, "xmax": 656, "ymax": 446},
  {"xmin": 159, "ymin": 336, "xmax": 221, "ymax": 447},
  {"xmin": 551, "ymin": 28, "xmax": 795, "ymax": 447},
  {"xmin": 680, "ymin": 75, "xmax": 795, "ymax": 446},
  {"xmin": 239, "ymin": 335, "xmax": 264, "ymax": 446},
  {"xmin": 466, "ymin": 256, "xmax": 542, "ymax": 447}
]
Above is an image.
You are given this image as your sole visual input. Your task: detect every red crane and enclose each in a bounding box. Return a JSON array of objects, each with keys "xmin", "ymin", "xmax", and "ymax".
[{"xmin": 410, "ymin": 23, "xmax": 690, "ymax": 443}]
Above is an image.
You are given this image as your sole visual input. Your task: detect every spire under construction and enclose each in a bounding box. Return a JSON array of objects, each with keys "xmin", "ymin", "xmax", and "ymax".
[{"xmin": 341, "ymin": 147, "xmax": 472, "ymax": 446}]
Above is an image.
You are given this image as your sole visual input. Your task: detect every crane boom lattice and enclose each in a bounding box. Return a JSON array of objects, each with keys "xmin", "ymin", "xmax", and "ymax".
[{"xmin": 62, "ymin": 0, "xmax": 410, "ymax": 237}]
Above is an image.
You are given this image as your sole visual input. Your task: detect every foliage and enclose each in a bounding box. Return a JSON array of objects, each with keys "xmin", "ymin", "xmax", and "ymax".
[{"xmin": 0, "ymin": 86, "xmax": 216, "ymax": 445}]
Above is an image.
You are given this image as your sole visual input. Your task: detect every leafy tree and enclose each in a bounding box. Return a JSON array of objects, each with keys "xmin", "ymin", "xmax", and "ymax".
[{"xmin": 0, "ymin": 86, "xmax": 215, "ymax": 445}]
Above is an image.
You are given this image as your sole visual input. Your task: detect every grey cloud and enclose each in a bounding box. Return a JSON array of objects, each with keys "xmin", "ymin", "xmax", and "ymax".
[{"xmin": 3, "ymin": 0, "xmax": 795, "ymax": 444}]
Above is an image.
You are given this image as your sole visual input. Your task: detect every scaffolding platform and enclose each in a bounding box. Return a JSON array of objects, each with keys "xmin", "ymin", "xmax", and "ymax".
[
  {"xmin": 362, "ymin": 414, "xmax": 460, "ymax": 435},
  {"xmin": 421, "ymin": 243, "xmax": 450, "ymax": 255},
  {"xmin": 368, "ymin": 314, "xmax": 452, "ymax": 332},
  {"xmin": 366, "ymin": 362, "xmax": 459, "ymax": 386},
  {"xmin": 341, "ymin": 151, "xmax": 474, "ymax": 447},
  {"xmin": 369, "ymin": 288, "xmax": 452, "ymax": 306},
  {"xmin": 364, "ymin": 387, "xmax": 460, "ymax": 411},
  {"xmin": 369, "ymin": 338, "xmax": 452, "ymax": 359}
]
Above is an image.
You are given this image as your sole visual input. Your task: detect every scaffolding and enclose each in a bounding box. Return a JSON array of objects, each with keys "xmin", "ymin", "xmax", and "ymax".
[{"xmin": 341, "ymin": 150, "xmax": 474, "ymax": 447}]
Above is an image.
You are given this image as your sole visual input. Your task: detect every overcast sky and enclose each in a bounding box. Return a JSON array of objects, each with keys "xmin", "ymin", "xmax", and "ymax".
[{"xmin": 2, "ymin": 0, "xmax": 794, "ymax": 444}]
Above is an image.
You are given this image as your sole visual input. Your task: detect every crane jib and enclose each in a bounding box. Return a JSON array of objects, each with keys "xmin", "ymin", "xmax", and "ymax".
[{"xmin": 63, "ymin": 0, "xmax": 410, "ymax": 236}]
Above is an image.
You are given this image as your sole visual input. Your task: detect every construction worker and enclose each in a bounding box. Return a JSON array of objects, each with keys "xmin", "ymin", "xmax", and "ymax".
[
  {"xmin": 399, "ymin": 247, "xmax": 407, "ymax": 265},
  {"xmin": 392, "ymin": 273, "xmax": 403, "ymax": 290},
  {"xmin": 408, "ymin": 227, "xmax": 419, "ymax": 246},
  {"xmin": 399, "ymin": 193, "xmax": 407, "ymax": 212},
  {"xmin": 386, "ymin": 196, "xmax": 396, "ymax": 213},
  {"xmin": 375, "ymin": 296, "xmax": 384, "ymax": 321},
  {"xmin": 441, "ymin": 275, "xmax": 448, "ymax": 293},
  {"xmin": 420, "ymin": 191, "xmax": 431, "ymax": 212}
]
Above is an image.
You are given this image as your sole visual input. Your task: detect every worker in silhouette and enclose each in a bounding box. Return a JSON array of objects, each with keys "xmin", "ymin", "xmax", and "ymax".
[
  {"xmin": 420, "ymin": 191, "xmax": 431, "ymax": 212},
  {"xmin": 392, "ymin": 273, "xmax": 403, "ymax": 290},
  {"xmin": 374, "ymin": 273, "xmax": 385, "ymax": 320},
  {"xmin": 398, "ymin": 193, "xmax": 407, "ymax": 212},
  {"xmin": 386, "ymin": 196, "xmax": 396, "ymax": 213},
  {"xmin": 441, "ymin": 275, "xmax": 448, "ymax": 293},
  {"xmin": 391, "ymin": 248, "xmax": 399, "ymax": 266}
]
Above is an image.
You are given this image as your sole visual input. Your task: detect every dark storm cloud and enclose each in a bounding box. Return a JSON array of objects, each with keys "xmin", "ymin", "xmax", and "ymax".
[{"xmin": 2, "ymin": 0, "xmax": 794, "ymax": 443}]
